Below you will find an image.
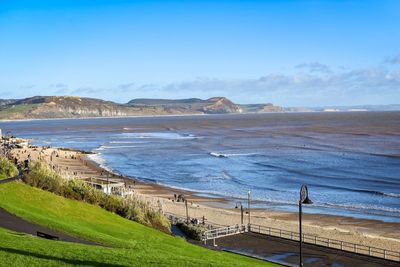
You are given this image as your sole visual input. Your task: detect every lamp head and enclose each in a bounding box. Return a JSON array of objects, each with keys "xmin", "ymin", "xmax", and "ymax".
[
  {"xmin": 300, "ymin": 184, "xmax": 313, "ymax": 204},
  {"xmin": 302, "ymin": 196, "xmax": 313, "ymax": 205}
]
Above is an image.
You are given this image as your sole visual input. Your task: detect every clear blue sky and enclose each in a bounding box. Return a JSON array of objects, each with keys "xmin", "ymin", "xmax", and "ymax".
[{"xmin": 0, "ymin": 0, "xmax": 399, "ymax": 106}]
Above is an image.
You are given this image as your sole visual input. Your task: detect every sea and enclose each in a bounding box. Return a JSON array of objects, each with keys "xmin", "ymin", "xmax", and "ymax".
[{"xmin": 1, "ymin": 112, "xmax": 400, "ymax": 222}]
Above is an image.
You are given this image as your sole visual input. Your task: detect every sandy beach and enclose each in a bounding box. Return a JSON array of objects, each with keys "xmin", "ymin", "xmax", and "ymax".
[{"xmin": 10, "ymin": 145, "xmax": 400, "ymax": 254}]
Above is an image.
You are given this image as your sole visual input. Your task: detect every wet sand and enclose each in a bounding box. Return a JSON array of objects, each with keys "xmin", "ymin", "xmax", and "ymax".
[{"xmin": 10, "ymin": 145, "xmax": 400, "ymax": 254}]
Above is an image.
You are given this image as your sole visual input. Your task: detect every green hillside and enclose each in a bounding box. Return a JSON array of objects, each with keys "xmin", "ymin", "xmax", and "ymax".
[{"xmin": 0, "ymin": 182, "xmax": 276, "ymax": 266}]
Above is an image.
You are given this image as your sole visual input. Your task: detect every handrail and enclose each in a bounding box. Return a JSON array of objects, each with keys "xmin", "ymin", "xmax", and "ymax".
[
  {"xmin": 165, "ymin": 211, "xmax": 400, "ymax": 262},
  {"xmin": 165, "ymin": 212, "xmax": 227, "ymax": 228},
  {"xmin": 203, "ymin": 224, "xmax": 246, "ymax": 241},
  {"xmin": 249, "ymin": 223, "xmax": 400, "ymax": 262}
]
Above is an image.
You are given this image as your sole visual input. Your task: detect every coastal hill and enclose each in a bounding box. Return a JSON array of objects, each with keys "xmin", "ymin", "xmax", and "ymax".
[
  {"xmin": 0, "ymin": 95, "xmax": 284, "ymax": 120},
  {"xmin": 128, "ymin": 96, "xmax": 243, "ymax": 114}
]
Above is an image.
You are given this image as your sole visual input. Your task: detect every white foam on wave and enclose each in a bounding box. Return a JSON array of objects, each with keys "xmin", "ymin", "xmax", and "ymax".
[
  {"xmin": 210, "ymin": 152, "xmax": 228, "ymax": 158},
  {"xmin": 119, "ymin": 132, "xmax": 197, "ymax": 140},
  {"xmin": 94, "ymin": 145, "xmax": 106, "ymax": 151},
  {"xmin": 87, "ymin": 153, "xmax": 107, "ymax": 169},
  {"xmin": 210, "ymin": 152, "xmax": 259, "ymax": 158},
  {"xmin": 109, "ymin": 141, "xmax": 142, "ymax": 144},
  {"xmin": 94, "ymin": 144, "xmax": 137, "ymax": 151},
  {"xmin": 87, "ymin": 153, "xmax": 119, "ymax": 175},
  {"xmin": 381, "ymin": 192, "xmax": 400, "ymax": 198}
]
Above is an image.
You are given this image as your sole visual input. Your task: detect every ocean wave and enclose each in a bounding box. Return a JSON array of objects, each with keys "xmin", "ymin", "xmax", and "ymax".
[
  {"xmin": 338, "ymin": 187, "xmax": 400, "ymax": 198},
  {"xmin": 307, "ymin": 183, "xmax": 400, "ymax": 199},
  {"xmin": 210, "ymin": 152, "xmax": 228, "ymax": 158},
  {"xmin": 315, "ymin": 202, "xmax": 400, "ymax": 215},
  {"xmin": 376, "ymin": 191, "xmax": 400, "ymax": 198},
  {"xmin": 210, "ymin": 152, "xmax": 259, "ymax": 158},
  {"xmin": 109, "ymin": 141, "xmax": 143, "ymax": 144},
  {"xmin": 94, "ymin": 145, "xmax": 106, "ymax": 151},
  {"xmin": 87, "ymin": 153, "xmax": 107, "ymax": 168},
  {"xmin": 87, "ymin": 153, "xmax": 119, "ymax": 175},
  {"xmin": 119, "ymin": 132, "xmax": 197, "ymax": 140},
  {"xmin": 94, "ymin": 145, "xmax": 137, "ymax": 150},
  {"xmin": 106, "ymin": 145, "xmax": 137, "ymax": 149}
]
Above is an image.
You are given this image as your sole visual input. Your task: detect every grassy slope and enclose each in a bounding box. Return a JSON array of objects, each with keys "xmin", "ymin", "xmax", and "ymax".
[
  {"xmin": 0, "ymin": 182, "xmax": 276, "ymax": 266},
  {"xmin": 0, "ymin": 104, "xmax": 37, "ymax": 119}
]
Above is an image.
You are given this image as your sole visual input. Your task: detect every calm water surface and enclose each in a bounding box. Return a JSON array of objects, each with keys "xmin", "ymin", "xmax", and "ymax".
[{"xmin": 1, "ymin": 112, "xmax": 400, "ymax": 222}]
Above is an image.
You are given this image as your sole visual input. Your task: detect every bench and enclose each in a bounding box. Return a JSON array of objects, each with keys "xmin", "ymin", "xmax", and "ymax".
[{"xmin": 36, "ymin": 231, "xmax": 59, "ymax": 240}]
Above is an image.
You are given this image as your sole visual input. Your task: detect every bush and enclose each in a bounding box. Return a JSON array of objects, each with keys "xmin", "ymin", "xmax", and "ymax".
[
  {"xmin": 176, "ymin": 222, "xmax": 207, "ymax": 241},
  {"xmin": 24, "ymin": 162, "xmax": 64, "ymax": 193},
  {"xmin": 0, "ymin": 156, "xmax": 19, "ymax": 180},
  {"xmin": 23, "ymin": 162, "xmax": 171, "ymax": 233},
  {"xmin": 148, "ymin": 211, "xmax": 171, "ymax": 233}
]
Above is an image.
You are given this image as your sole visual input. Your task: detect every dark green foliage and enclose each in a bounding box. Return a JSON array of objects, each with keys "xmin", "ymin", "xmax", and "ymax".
[{"xmin": 176, "ymin": 222, "xmax": 208, "ymax": 241}]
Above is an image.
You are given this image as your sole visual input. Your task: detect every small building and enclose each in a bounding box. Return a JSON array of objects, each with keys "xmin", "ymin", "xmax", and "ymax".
[{"xmin": 83, "ymin": 177, "xmax": 126, "ymax": 195}]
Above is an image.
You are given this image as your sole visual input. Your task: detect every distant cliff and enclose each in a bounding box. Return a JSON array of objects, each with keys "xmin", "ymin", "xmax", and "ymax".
[
  {"xmin": 128, "ymin": 97, "xmax": 242, "ymax": 114},
  {"xmin": 0, "ymin": 96, "xmax": 134, "ymax": 119},
  {"xmin": 0, "ymin": 95, "xmax": 286, "ymax": 120},
  {"xmin": 240, "ymin": 103, "xmax": 285, "ymax": 113}
]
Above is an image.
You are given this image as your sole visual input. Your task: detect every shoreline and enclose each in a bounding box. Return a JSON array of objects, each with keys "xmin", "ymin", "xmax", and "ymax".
[
  {"xmin": 9, "ymin": 144, "xmax": 400, "ymax": 253},
  {"xmin": 2, "ymin": 110, "xmax": 396, "ymax": 123}
]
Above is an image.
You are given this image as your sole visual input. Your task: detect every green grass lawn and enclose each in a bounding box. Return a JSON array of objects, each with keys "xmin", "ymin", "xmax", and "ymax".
[{"xmin": 0, "ymin": 182, "xmax": 278, "ymax": 266}]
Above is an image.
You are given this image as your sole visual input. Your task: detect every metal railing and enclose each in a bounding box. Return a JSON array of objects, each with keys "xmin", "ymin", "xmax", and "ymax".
[
  {"xmin": 202, "ymin": 224, "xmax": 246, "ymax": 242},
  {"xmin": 165, "ymin": 211, "xmax": 400, "ymax": 262},
  {"xmin": 249, "ymin": 223, "xmax": 400, "ymax": 262},
  {"xmin": 165, "ymin": 212, "xmax": 227, "ymax": 229}
]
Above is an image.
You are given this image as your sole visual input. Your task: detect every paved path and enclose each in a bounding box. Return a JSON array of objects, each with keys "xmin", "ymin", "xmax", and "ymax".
[
  {"xmin": 207, "ymin": 232, "xmax": 400, "ymax": 267},
  {"xmin": 0, "ymin": 174, "xmax": 22, "ymax": 184},
  {"xmin": 0, "ymin": 208, "xmax": 98, "ymax": 246}
]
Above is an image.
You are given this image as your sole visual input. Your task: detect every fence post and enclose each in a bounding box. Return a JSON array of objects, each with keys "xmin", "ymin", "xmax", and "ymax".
[
  {"xmin": 369, "ymin": 247, "xmax": 371, "ymax": 256},
  {"xmin": 279, "ymin": 229, "xmax": 282, "ymax": 237},
  {"xmin": 340, "ymin": 241, "xmax": 343, "ymax": 250},
  {"xmin": 314, "ymin": 236, "xmax": 317, "ymax": 244},
  {"xmin": 328, "ymin": 239, "xmax": 330, "ymax": 248},
  {"xmin": 355, "ymin": 244, "xmax": 357, "ymax": 253},
  {"xmin": 383, "ymin": 250, "xmax": 387, "ymax": 259},
  {"xmin": 259, "ymin": 225, "xmax": 261, "ymax": 233}
]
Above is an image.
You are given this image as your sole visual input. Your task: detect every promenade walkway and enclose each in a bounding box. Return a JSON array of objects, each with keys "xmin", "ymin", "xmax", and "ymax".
[{"xmin": 212, "ymin": 232, "xmax": 400, "ymax": 267}]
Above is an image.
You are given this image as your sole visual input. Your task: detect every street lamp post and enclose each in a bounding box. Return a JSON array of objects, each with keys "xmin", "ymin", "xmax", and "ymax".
[
  {"xmin": 185, "ymin": 199, "xmax": 189, "ymax": 224},
  {"xmin": 247, "ymin": 191, "xmax": 251, "ymax": 226},
  {"xmin": 299, "ymin": 184, "xmax": 313, "ymax": 267},
  {"xmin": 235, "ymin": 201, "xmax": 244, "ymax": 225}
]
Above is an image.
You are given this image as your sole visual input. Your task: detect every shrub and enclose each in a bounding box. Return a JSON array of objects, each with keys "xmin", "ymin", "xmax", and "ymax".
[
  {"xmin": 24, "ymin": 162, "xmax": 64, "ymax": 194},
  {"xmin": 23, "ymin": 161, "xmax": 171, "ymax": 233},
  {"xmin": 148, "ymin": 211, "xmax": 171, "ymax": 233},
  {"xmin": 0, "ymin": 156, "xmax": 19, "ymax": 180},
  {"xmin": 176, "ymin": 222, "xmax": 207, "ymax": 241}
]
